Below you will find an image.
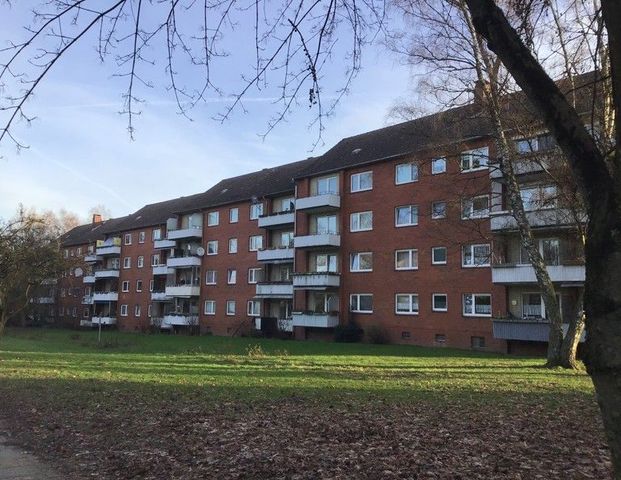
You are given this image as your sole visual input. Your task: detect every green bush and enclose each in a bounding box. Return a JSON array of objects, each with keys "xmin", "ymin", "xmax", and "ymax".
[
  {"xmin": 334, "ymin": 321, "xmax": 363, "ymax": 343},
  {"xmin": 366, "ymin": 325, "xmax": 390, "ymax": 344}
]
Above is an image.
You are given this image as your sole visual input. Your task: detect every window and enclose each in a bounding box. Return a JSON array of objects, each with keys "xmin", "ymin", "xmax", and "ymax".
[
  {"xmin": 137, "ymin": 256, "xmax": 144, "ymax": 268},
  {"xmin": 395, "ymin": 249, "xmax": 418, "ymax": 270},
  {"xmin": 227, "ymin": 269, "xmax": 237, "ymax": 284},
  {"xmin": 432, "ymin": 247, "xmax": 447, "ymax": 265},
  {"xmin": 315, "ymin": 175, "xmax": 338, "ymax": 195},
  {"xmin": 463, "ymin": 294, "xmax": 492, "ymax": 317},
  {"xmin": 520, "ymin": 238, "xmax": 560, "ymax": 266},
  {"xmin": 139, "ymin": 231, "xmax": 146, "ymax": 243},
  {"xmin": 471, "ymin": 336, "xmax": 486, "ymax": 348},
  {"xmin": 250, "ymin": 203, "xmax": 263, "ymax": 220},
  {"xmin": 148, "ymin": 304, "xmax": 152, "ymax": 317},
  {"xmin": 315, "ymin": 253, "xmax": 338, "ymax": 272},
  {"xmin": 395, "ymin": 205, "xmax": 418, "ymax": 227},
  {"xmin": 120, "ymin": 304, "xmax": 128, "ymax": 316},
  {"xmin": 432, "ymin": 157, "xmax": 446, "ymax": 174},
  {"xmin": 350, "ymin": 211, "xmax": 373, "ymax": 232},
  {"xmin": 207, "ymin": 240, "xmax": 218, "ymax": 255},
  {"xmin": 226, "ymin": 300, "xmax": 236, "ymax": 316},
  {"xmin": 314, "ymin": 215, "xmax": 338, "ymax": 234},
  {"xmin": 249, "ymin": 235, "xmax": 263, "ymax": 251},
  {"xmin": 134, "ymin": 304, "xmax": 141, "ymax": 317},
  {"xmin": 207, "ymin": 211, "xmax": 219, "ymax": 226},
  {"xmin": 123, "ymin": 257, "xmax": 131, "ymax": 269},
  {"xmin": 229, "ymin": 207, "xmax": 239, "ymax": 223},
  {"xmin": 77, "ymin": 247, "xmax": 82, "ymax": 256},
  {"xmin": 515, "ymin": 133, "xmax": 555, "ymax": 153},
  {"xmin": 351, "ymin": 171, "xmax": 373, "ymax": 192},
  {"xmin": 151, "ymin": 254, "xmax": 160, "ymax": 267},
  {"xmin": 460, "ymin": 146, "xmax": 489, "ymax": 172},
  {"xmin": 247, "ymin": 300, "xmax": 261, "ymax": 316},
  {"xmin": 395, "ymin": 162, "xmax": 418, "ymax": 184},
  {"xmin": 204, "ymin": 300, "xmax": 216, "ymax": 315},
  {"xmin": 462, "ymin": 195, "xmax": 490, "ymax": 219},
  {"xmin": 206, "ymin": 270, "xmax": 217, "ymax": 285},
  {"xmin": 432, "ymin": 294, "xmax": 448, "ymax": 312},
  {"xmin": 350, "ymin": 294, "xmax": 373, "ymax": 313},
  {"xmin": 229, "ymin": 238, "xmax": 238, "ymax": 254},
  {"xmin": 462, "ymin": 244, "xmax": 491, "ymax": 267},
  {"xmin": 149, "ymin": 280, "xmax": 154, "ymax": 292},
  {"xmin": 152, "ymin": 228, "xmax": 161, "ymax": 241},
  {"xmin": 520, "ymin": 185, "xmax": 557, "ymax": 211},
  {"xmin": 124, "ymin": 233, "xmax": 132, "ymax": 245},
  {"xmin": 136, "ymin": 280, "xmax": 143, "ymax": 292},
  {"xmin": 350, "ymin": 252, "xmax": 373, "ymax": 272},
  {"xmin": 122, "ymin": 281, "xmax": 130, "ymax": 292},
  {"xmin": 396, "ymin": 294, "xmax": 419, "ymax": 314},
  {"xmin": 274, "ymin": 196, "xmax": 295, "ymax": 213},
  {"xmin": 431, "ymin": 201, "xmax": 446, "ymax": 219},
  {"xmin": 83, "ymin": 309, "xmax": 89, "ymax": 318},
  {"xmin": 280, "ymin": 231, "xmax": 294, "ymax": 247},
  {"xmin": 248, "ymin": 268, "xmax": 262, "ymax": 284}
]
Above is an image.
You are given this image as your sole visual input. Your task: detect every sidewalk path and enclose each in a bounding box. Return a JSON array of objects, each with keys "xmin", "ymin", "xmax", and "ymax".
[{"xmin": 0, "ymin": 434, "xmax": 63, "ymax": 480}]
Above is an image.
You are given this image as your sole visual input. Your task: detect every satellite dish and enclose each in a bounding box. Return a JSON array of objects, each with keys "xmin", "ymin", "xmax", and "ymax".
[
  {"xmin": 196, "ymin": 247, "xmax": 205, "ymax": 257},
  {"xmin": 74, "ymin": 267, "xmax": 83, "ymax": 277}
]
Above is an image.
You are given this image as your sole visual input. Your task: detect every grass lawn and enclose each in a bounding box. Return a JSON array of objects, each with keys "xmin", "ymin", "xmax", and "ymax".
[{"xmin": 0, "ymin": 328, "xmax": 613, "ymax": 479}]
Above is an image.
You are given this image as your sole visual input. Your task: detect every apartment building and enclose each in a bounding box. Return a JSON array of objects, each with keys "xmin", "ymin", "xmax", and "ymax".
[{"xmin": 50, "ymin": 79, "xmax": 593, "ymax": 354}]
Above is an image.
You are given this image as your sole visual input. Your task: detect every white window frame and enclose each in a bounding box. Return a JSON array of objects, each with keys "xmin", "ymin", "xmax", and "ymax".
[
  {"xmin": 227, "ymin": 269, "xmax": 237, "ymax": 285},
  {"xmin": 350, "ymin": 171, "xmax": 373, "ymax": 192},
  {"xmin": 395, "ymin": 205, "xmax": 419, "ymax": 227},
  {"xmin": 122, "ymin": 281, "xmax": 130, "ymax": 292},
  {"xmin": 123, "ymin": 257, "xmax": 131, "ymax": 269},
  {"xmin": 395, "ymin": 249, "xmax": 418, "ymax": 270},
  {"xmin": 250, "ymin": 203, "xmax": 263, "ymax": 220},
  {"xmin": 350, "ymin": 211, "xmax": 373, "ymax": 232},
  {"xmin": 206, "ymin": 270, "xmax": 217, "ymax": 285},
  {"xmin": 431, "ymin": 201, "xmax": 447, "ymax": 219},
  {"xmin": 136, "ymin": 280, "xmax": 143, "ymax": 292},
  {"xmin": 207, "ymin": 211, "xmax": 219, "ymax": 226},
  {"xmin": 395, "ymin": 162, "xmax": 419, "ymax": 185},
  {"xmin": 432, "ymin": 247, "xmax": 447, "ymax": 265},
  {"xmin": 248, "ymin": 267, "xmax": 262, "ymax": 284},
  {"xmin": 460, "ymin": 146, "xmax": 489, "ymax": 172},
  {"xmin": 247, "ymin": 300, "xmax": 261, "ymax": 317},
  {"xmin": 147, "ymin": 304, "xmax": 152, "ymax": 317},
  {"xmin": 431, "ymin": 157, "xmax": 447, "ymax": 175},
  {"xmin": 207, "ymin": 240, "xmax": 218, "ymax": 255},
  {"xmin": 124, "ymin": 233, "xmax": 132, "ymax": 245},
  {"xmin": 137, "ymin": 256, "xmax": 144, "ymax": 268},
  {"xmin": 432, "ymin": 294, "xmax": 448, "ymax": 312},
  {"xmin": 149, "ymin": 279, "xmax": 154, "ymax": 292},
  {"xmin": 314, "ymin": 175, "xmax": 339, "ymax": 195},
  {"xmin": 151, "ymin": 254, "xmax": 160, "ymax": 267},
  {"xmin": 249, "ymin": 235, "xmax": 263, "ymax": 251},
  {"xmin": 138, "ymin": 231, "xmax": 146, "ymax": 244},
  {"xmin": 461, "ymin": 195, "xmax": 490, "ymax": 219},
  {"xmin": 152, "ymin": 228, "xmax": 161, "ymax": 241},
  {"xmin": 463, "ymin": 293, "xmax": 492, "ymax": 317},
  {"xmin": 395, "ymin": 294, "xmax": 419, "ymax": 315},
  {"xmin": 462, "ymin": 244, "xmax": 491, "ymax": 267},
  {"xmin": 120, "ymin": 304, "xmax": 128, "ymax": 317},
  {"xmin": 226, "ymin": 300, "xmax": 236, "ymax": 316},
  {"xmin": 350, "ymin": 252, "xmax": 373, "ymax": 272},
  {"xmin": 229, "ymin": 207, "xmax": 239, "ymax": 223},
  {"xmin": 204, "ymin": 300, "xmax": 216, "ymax": 315},
  {"xmin": 134, "ymin": 304, "xmax": 141, "ymax": 317},
  {"xmin": 350, "ymin": 293, "xmax": 373, "ymax": 313},
  {"xmin": 229, "ymin": 238, "xmax": 238, "ymax": 254}
]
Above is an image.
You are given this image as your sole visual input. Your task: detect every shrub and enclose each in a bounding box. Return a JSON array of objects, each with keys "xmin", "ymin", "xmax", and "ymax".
[
  {"xmin": 365, "ymin": 325, "xmax": 390, "ymax": 345},
  {"xmin": 334, "ymin": 321, "xmax": 363, "ymax": 343}
]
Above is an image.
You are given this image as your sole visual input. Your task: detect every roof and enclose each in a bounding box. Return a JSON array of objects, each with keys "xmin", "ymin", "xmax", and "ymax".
[{"xmin": 60, "ymin": 216, "xmax": 130, "ymax": 247}]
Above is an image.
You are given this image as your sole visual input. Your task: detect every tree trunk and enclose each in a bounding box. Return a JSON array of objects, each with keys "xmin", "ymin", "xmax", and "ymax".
[{"xmin": 560, "ymin": 289, "xmax": 585, "ymax": 370}]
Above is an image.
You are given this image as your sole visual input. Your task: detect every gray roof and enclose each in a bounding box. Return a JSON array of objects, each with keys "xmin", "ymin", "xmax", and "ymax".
[{"xmin": 60, "ymin": 216, "xmax": 131, "ymax": 247}]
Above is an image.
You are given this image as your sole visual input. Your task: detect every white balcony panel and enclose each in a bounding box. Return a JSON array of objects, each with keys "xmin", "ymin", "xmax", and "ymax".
[
  {"xmin": 84, "ymin": 254, "xmax": 102, "ymax": 263},
  {"xmin": 167, "ymin": 256, "xmax": 202, "ymax": 268},
  {"xmin": 296, "ymin": 194, "xmax": 340, "ymax": 211},
  {"xmin": 490, "ymin": 209, "xmax": 577, "ymax": 231},
  {"xmin": 92, "ymin": 292, "xmax": 119, "ymax": 302},
  {"xmin": 167, "ymin": 228, "xmax": 203, "ymax": 240},
  {"xmin": 94, "ymin": 269, "xmax": 120, "ymax": 279},
  {"xmin": 257, "ymin": 247, "xmax": 294, "ymax": 262},
  {"xmin": 79, "ymin": 319, "xmax": 93, "ymax": 328},
  {"xmin": 33, "ymin": 297, "xmax": 54, "ymax": 304},
  {"xmin": 82, "ymin": 296, "xmax": 94, "ymax": 305},
  {"xmin": 96, "ymin": 245, "xmax": 121, "ymax": 256},
  {"xmin": 255, "ymin": 283, "xmax": 294, "ymax": 298},
  {"xmin": 162, "ymin": 315, "xmax": 199, "ymax": 326},
  {"xmin": 255, "ymin": 317, "xmax": 293, "ymax": 332},
  {"xmin": 165, "ymin": 285, "xmax": 200, "ymax": 297},
  {"xmin": 258, "ymin": 212, "xmax": 295, "ymax": 228},
  {"xmin": 492, "ymin": 265, "xmax": 585, "ymax": 284},
  {"xmin": 293, "ymin": 273, "xmax": 340, "ymax": 289},
  {"xmin": 91, "ymin": 316, "xmax": 117, "ymax": 325},
  {"xmin": 292, "ymin": 313, "xmax": 339, "ymax": 328},
  {"xmin": 294, "ymin": 234, "xmax": 340, "ymax": 249},
  {"xmin": 151, "ymin": 291, "xmax": 172, "ymax": 301},
  {"xmin": 154, "ymin": 239, "xmax": 177, "ymax": 249},
  {"xmin": 153, "ymin": 265, "xmax": 175, "ymax": 275},
  {"xmin": 83, "ymin": 275, "xmax": 96, "ymax": 284}
]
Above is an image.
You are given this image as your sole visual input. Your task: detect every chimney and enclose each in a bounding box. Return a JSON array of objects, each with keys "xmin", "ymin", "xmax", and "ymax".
[{"xmin": 92, "ymin": 214, "xmax": 103, "ymax": 224}]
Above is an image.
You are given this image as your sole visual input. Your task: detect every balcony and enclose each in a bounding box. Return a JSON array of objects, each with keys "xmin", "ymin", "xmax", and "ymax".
[
  {"xmin": 293, "ymin": 272, "xmax": 340, "ymax": 289},
  {"xmin": 167, "ymin": 256, "xmax": 202, "ymax": 268},
  {"xmin": 257, "ymin": 247, "xmax": 294, "ymax": 263},
  {"xmin": 292, "ymin": 312, "xmax": 339, "ymax": 328},
  {"xmin": 296, "ymin": 194, "xmax": 340, "ymax": 212},
  {"xmin": 94, "ymin": 268, "xmax": 120, "ymax": 279},
  {"xmin": 161, "ymin": 314, "xmax": 199, "ymax": 327},
  {"xmin": 91, "ymin": 316, "xmax": 117, "ymax": 326},
  {"xmin": 165, "ymin": 285, "xmax": 200, "ymax": 297},
  {"xmin": 32, "ymin": 297, "xmax": 54, "ymax": 304},
  {"xmin": 79, "ymin": 319, "xmax": 93, "ymax": 328},
  {"xmin": 153, "ymin": 265, "xmax": 174, "ymax": 275},
  {"xmin": 258, "ymin": 211, "xmax": 295, "ymax": 228},
  {"xmin": 84, "ymin": 254, "xmax": 102, "ymax": 263},
  {"xmin": 490, "ymin": 209, "xmax": 577, "ymax": 231},
  {"xmin": 83, "ymin": 275, "xmax": 96, "ymax": 284},
  {"xmin": 151, "ymin": 291, "xmax": 172, "ymax": 302},
  {"xmin": 492, "ymin": 317, "xmax": 586, "ymax": 342},
  {"xmin": 491, "ymin": 264, "xmax": 585, "ymax": 284},
  {"xmin": 96, "ymin": 238, "xmax": 122, "ymax": 256},
  {"xmin": 489, "ymin": 157, "xmax": 549, "ymax": 179},
  {"xmin": 254, "ymin": 317, "xmax": 293, "ymax": 332},
  {"xmin": 154, "ymin": 239, "xmax": 176, "ymax": 249},
  {"xmin": 82, "ymin": 295, "xmax": 93, "ymax": 305},
  {"xmin": 92, "ymin": 292, "xmax": 119, "ymax": 302},
  {"xmin": 255, "ymin": 282, "xmax": 294, "ymax": 298},
  {"xmin": 294, "ymin": 234, "xmax": 340, "ymax": 249},
  {"xmin": 166, "ymin": 227, "xmax": 203, "ymax": 240}
]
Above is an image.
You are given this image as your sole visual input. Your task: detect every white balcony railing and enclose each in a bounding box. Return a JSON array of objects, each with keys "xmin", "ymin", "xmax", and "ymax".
[
  {"xmin": 92, "ymin": 292, "xmax": 119, "ymax": 302},
  {"xmin": 94, "ymin": 268, "xmax": 120, "ymax": 279},
  {"xmin": 294, "ymin": 234, "xmax": 340, "ymax": 249},
  {"xmin": 257, "ymin": 247, "xmax": 294, "ymax": 262},
  {"xmin": 91, "ymin": 316, "xmax": 117, "ymax": 325},
  {"xmin": 490, "ymin": 209, "xmax": 578, "ymax": 231},
  {"xmin": 151, "ymin": 291, "xmax": 172, "ymax": 301},
  {"xmin": 32, "ymin": 297, "xmax": 55, "ymax": 304},
  {"xmin": 258, "ymin": 211, "xmax": 295, "ymax": 228},
  {"xmin": 161, "ymin": 314, "xmax": 199, "ymax": 327},
  {"xmin": 292, "ymin": 312, "xmax": 339, "ymax": 328},
  {"xmin": 165, "ymin": 285, "xmax": 200, "ymax": 297},
  {"xmin": 167, "ymin": 256, "xmax": 202, "ymax": 268},
  {"xmin": 152, "ymin": 265, "xmax": 174, "ymax": 275},
  {"xmin": 295, "ymin": 194, "xmax": 340, "ymax": 211},
  {"xmin": 154, "ymin": 239, "xmax": 177, "ymax": 249},
  {"xmin": 82, "ymin": 275, "xmax": 96, "ymax": 284},
  {"xmin": 255, "ymin": 282, "xmax": 294, "ymax": 298},
  {"xmin": 84, "ymin": 254, "xmax": 102, "ymax": 263},
  {"xmin": 293, "ymin": 272, "xmax": 340, "ymax": 289},
  {"xmin": 491, "ymin": 264, "xmax": 585, "ymax": 284},
  {"xmin": 166, "ymin": 227, "xmax": 203, "ymax": 240}
]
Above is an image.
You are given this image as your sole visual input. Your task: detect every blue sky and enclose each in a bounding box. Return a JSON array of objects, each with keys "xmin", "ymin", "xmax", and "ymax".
[{"xmin": 0, "ymin": 2, "xmax": 418, "ymax": 221}]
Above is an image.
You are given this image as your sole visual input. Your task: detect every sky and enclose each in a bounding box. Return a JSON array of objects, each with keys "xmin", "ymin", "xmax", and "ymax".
[{"xmin": 0, "ymin": 2, "xmax": 419, "ymax": 221}]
